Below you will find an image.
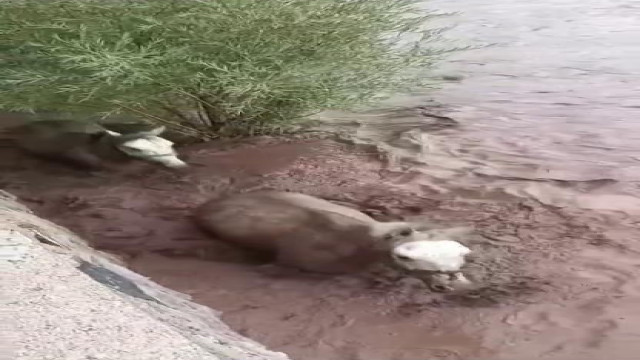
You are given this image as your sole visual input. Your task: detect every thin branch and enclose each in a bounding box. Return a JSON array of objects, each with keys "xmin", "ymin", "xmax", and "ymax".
[{"xmin": 115, "ymin": 103, "xmax": 217, "ymax": 140}]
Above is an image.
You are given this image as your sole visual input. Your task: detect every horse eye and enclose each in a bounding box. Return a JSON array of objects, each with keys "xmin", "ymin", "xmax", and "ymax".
[
  {"xmin": 399, "ymin": 229, "xmax": 413, "ymax": 236},
  {"xmin": 395, "ymin": 254, "xmax": 412, "ymax": 261}
]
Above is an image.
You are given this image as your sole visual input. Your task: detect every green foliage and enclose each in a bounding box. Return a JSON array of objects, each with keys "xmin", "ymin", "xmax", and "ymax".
[{"xmin": 0, "ymin": 0, "xmax": 456, "ymax": 137}]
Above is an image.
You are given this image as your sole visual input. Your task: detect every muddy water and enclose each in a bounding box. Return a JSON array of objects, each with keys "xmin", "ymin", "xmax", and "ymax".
[
  {"xmin": 2, "ymin": 1, "xmax": 640, "ymax": 360},
  {"xmin": 325, "ymin": 0, "xmax": 640, "ymax": 210},
  {"xmin": 314, "ymin": 0, "xmax": 640, "ymax": 359}
]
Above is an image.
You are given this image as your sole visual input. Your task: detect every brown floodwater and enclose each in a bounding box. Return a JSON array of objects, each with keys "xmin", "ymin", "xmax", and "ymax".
[
  {"xmin": 2, "ymin": 0, "xmax": 640, "ymax": 359},
  {"xmin": 313, "ymin": 0, "xmax": 640, "ymax": 358}
]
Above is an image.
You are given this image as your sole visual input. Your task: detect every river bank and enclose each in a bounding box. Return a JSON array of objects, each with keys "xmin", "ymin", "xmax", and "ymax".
[{"xmin": 1, "ymin": 190, "xmax": 290, "ymax": 360}]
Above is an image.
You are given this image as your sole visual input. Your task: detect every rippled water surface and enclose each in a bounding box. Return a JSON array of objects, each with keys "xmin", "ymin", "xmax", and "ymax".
[
  {"xmin": 324, "ymin": 0, "xmax": 640, "ymax": 210},
  {"xmin": 319, "ymin": 0, "xmax": 640, "ymax": 359}
]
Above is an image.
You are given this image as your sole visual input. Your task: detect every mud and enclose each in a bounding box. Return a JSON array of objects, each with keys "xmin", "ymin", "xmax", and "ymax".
[{"xmin": 1, "ymin": 133, "xmax": 632, "ymax": 360}]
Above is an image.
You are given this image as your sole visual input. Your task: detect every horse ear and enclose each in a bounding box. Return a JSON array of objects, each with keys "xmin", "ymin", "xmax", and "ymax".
[
  {"xmin": 144, "ymin": 125, "xmax": 166, "ymax": 136},
  {"xmin": 124, "ymin": 125, "xmax": 166, "ymax": 138},
  {"xmin": 115, "ymin": 125, "xmax": 166, "ymax": 140}
]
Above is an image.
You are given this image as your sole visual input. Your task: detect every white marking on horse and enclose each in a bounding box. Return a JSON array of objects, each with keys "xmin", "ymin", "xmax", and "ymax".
[
  {"xmin": 107, "ymin": 127, "xmax": 187, "ymax": 168},
  {"xmin": 392, "ymin": 239, "xmax": 471, "ymax": 272}
]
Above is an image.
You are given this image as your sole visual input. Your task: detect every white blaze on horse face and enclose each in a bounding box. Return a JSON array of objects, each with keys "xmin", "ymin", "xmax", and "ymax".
[
  {"xmin": 117, "ymin": 137, "xmax": 187, "ymax": 168},
  {"xmin": 392, "ymin": 240, "xmax": 471, "ymax": 272}
]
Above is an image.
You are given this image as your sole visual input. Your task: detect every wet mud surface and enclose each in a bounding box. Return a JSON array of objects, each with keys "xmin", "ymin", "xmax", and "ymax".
[
  {"xmin": 2, "ymin": 136, "xmax": 638, "ymax": 360},
  {"xmin": 3, "ymin": 0, "xmax": 640, "ymax": 359}
]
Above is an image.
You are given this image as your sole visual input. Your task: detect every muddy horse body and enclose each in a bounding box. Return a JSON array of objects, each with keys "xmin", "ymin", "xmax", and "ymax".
[
  {"xmin": 193, "ymin": 191, "xmax": 416, "ymax": 274},
  {"xmin": 5, "ymin": 120, "xmax": 186, "ymax": 170}
]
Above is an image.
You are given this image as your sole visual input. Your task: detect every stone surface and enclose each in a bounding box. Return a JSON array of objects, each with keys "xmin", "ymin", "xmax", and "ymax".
[{"xmin": 0, "ymin": 191, "xmax": 290, "ymax": 360}]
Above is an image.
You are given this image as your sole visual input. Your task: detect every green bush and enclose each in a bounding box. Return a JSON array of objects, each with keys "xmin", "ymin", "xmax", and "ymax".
[{"xmin": 0, "ymin": 0, "xmax": 455, "ymax": 137}]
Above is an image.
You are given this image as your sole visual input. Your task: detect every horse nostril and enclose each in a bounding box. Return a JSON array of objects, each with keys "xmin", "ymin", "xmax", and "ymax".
[
  {"xmin": 430, "ymin": 284, "xmax": 448, "ymax": 292},
  {"xmin": 399, "ymin": 229, "xmax": 413, "ymax": 236},
  {"xmin": 394, "ymin": 254, "xmax": 412, "ymax": 261}
]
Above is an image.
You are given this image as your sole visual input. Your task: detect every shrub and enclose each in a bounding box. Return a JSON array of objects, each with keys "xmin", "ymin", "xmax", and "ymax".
[{"xmin": 0, "ymin": 0, "xmax": 456, "ymax": 137}]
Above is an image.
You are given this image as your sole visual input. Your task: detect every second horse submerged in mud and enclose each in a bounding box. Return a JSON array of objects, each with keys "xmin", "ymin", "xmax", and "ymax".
[
  {"xmin": 193, "ymin": 190, "xmax": 472, "ymax": 276},
  {"xmin": 3, "ymin": 119, "xmax": 187, "ymax": 171}
]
